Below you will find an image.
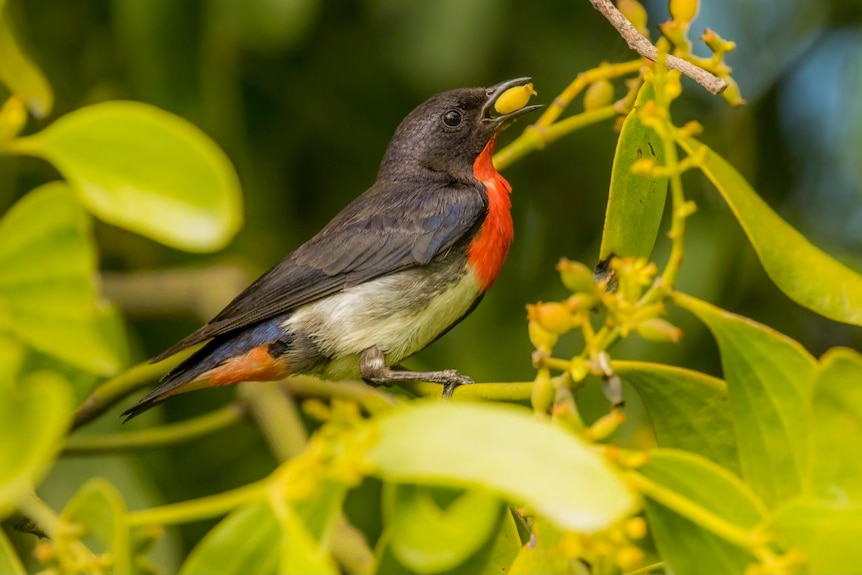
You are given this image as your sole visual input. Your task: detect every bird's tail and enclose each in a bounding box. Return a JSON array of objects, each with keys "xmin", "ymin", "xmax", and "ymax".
[{"xmin": 122, "ymin": 323, "xmax": 291, "ymax": 422}]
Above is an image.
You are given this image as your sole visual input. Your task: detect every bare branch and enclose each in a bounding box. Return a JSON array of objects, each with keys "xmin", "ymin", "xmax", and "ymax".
[{"xmin": 587, "ymin": 0, "xmax": 727, "ymax": 95}]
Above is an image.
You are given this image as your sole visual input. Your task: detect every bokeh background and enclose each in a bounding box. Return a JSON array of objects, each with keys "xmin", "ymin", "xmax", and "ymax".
[{"xmin": 1, "ymin": 0, "xmax": 860, "ymax": 568}]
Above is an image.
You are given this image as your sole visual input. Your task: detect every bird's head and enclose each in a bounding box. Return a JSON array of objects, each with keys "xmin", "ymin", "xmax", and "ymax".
[{"xmin": 378, "ymin": 78, "xmax": 541, "ymax": 182}]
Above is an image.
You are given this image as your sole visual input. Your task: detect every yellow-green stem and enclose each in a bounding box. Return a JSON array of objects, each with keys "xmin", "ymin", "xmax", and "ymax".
[
  {"xmin": 627, "ymin": 471, "xmax": 756, "ymax": 552},
  {"xmin": 63, "ymin": 404, "xmax": 245, "ymax": 455},
  {"xmin": 126, "ymin": 479, "xmax": 268, "ymax": 527},
  {"xmin": 395, "ymin": 380, "xmax": 533, "ymax": 401},
  {"xmin": 494, "ymin": 105, "xmax": 618, "ymax": 170},
  {"xmin": 71, "ymin": 349, "xmax": 195, "ymax": 431}
]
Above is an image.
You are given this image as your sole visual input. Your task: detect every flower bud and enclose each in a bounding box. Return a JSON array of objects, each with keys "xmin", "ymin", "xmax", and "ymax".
[
  {"xmin": 721, "ymin": 76, "xmax": 746, "ymax": 107},
  {"xmin": 528, "ymin": 319, "xmax": 558, "ymax": 352},
  {"xmin": 617, "ymin": 0, "xmax": 649, "ymax": 37},
  {"xmin": 531, "ymin": 368, "xmax": 555, "ymax": 414},
  {"xmin": 669, "ymin": 0, "xmax": 699, "ymax": 25},
  {"xmin": 495, "ymin": 83, "xmax": 537, "ymax": 115},
  {"xmin": 570, "ymin": 356, "xmax": 590, "ymax": 382},
  {"xmin": 557, "ymin": 258, "xmax": 596, "ymax": 293},
  {"xmin": 636, "ymin": 317, "xmax": 683, "ymax": 343},
  {"xmin": 528, "ymin": 302, "xmax": 573, "ymax": 335},
  {"xmin": 584, "ymin": 79, "xmax": 615, "ymax": 111},
  {"xmin": 623, "ymin": 517, "xmax": 648, "ymax": 540}
]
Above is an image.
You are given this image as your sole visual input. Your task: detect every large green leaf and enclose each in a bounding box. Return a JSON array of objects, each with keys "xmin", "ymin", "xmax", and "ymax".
[
  {"xmin": 0, "ymin": 528, "xmax": 25, "ymax": 575},
  {"xmin": 179, "ymin": 501, "xmax": 279, "ymax": 575},
  {"xmin": 678, "ymin": 135, "xmax": 862, "ymax": 326},
  {"xmin": 61, "ymin": 478, "xmax": 131, "ymax": 575},
  {"xmin": 453, "ymin": 508, "xmax": 522, "ymax": 575},
  {"xmin": 674, "ymin": 293, "xmax": 815, "ymax": 507},
  {"xmin": 275, "ymin": 502, "xmax": 339, "ymax": 575},
  {"xmin": 807, "ymin": 347, "xmax": 862, "ymax": 502},
  {"xmin": 0, "ymin": 338, "xmax": 73, "ymax": 519},
  {"xmin": 599, "ymin": 81, "xmax": 668, "ymax": 261},
  {"xmin": 615, "ymin": 360, "xmax": 739, "ymax": 474},
  {"xmin": 0, "ymin": 183, "xmax": 127, "ymax": 379},
  {"xmin": 0, "ymin": 15, "xmax": 53, "ymax": 117},
  {"xmin": 364, "ymin": 401, "xmax": 637, "ymax": 533},
  {"xmin": 640, "ymin": 449, "xmax": 766, "ymax": 575},
  {"xmin": 382, "ymin": 484, "xmax": 503, "ymax": 573},
  {"xmin": 508, "ymin": 518, "xmax": 584, "ymax": 575},
  {"xmin": 771, "ymin": 499, "xmax": 862, "ymax": 574},
  {"xmin": 5, "ymin": 102, "xmax": 243, "ymax": 252}
]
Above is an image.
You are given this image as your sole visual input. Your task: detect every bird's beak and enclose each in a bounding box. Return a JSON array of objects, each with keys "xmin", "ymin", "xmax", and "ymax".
[{"xmin": 482, "ymin": 77, "xmax": 543, "ymax": 129}]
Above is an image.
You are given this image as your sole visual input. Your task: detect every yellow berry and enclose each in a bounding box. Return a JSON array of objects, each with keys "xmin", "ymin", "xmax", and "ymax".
[
  {"xmin": 584, "ymin": 79, "xmax": 615, "ymax": 111},
  {"xmin": 495, "ymin": 83, "xmax": 537, "ymax": 115}
]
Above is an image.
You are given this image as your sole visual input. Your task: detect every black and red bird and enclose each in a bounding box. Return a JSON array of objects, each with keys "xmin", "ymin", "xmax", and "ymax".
[{"xmin": 123, "ymin": 78, "xmax": 541, "ymax": 420}]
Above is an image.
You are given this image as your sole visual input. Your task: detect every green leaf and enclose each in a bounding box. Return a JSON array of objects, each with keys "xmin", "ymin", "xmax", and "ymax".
[
  {"xmin": 677, "ymin": 135, "xmax": 862, "ymax": 326},
  {"xmin": 453, "ymin": 508, "xmax": 523, "ymax": 575},
  {"xmin": 807, "ymin": 347, "xmax": 862, "ymax": 502},
  {"xmin": 771, "ymin": 499, "xmax": 862, "ymax": 574},
  {"xmin": 508, "ymin": 518, "xmax": 583, "ymax": 575},
  {"xmin": 599, "ymin": 81, "xmax": 667, "ymax": 261},
  {"xmin": 674, "ymin": 293, "xmax": 815, "ymax": 507},
  {"xmin": 0, "ymin": 364, "xmax": 73, "ymax": 519},
  {"xmin": 382, "ymin": 484, "xmax": 503, "ymax": 573},
  {"xmin": 61, "ymin": 478, "xmax": 131, "ymax": 575},
  {"xmin": 640, "ymin": 449, "xmax": 766, "ymax": 575},
  {"xmin": 275, "ymin": 502, "xmax": 339, "ymax": 575},
  {"xmin": 0, "ymin": 15, "xmax": 53, "ymax": 117},
  {"xmin": 0, "ymin": 528, "xmax": 25, "ymax": 575},
  {"xmin": 0, "ymin": 183, "xmax": 128, "ymax": 378},
  {"xmin": 180, "ymin": 501, "xmax": 279, "ymax": 575},
  {"xmin": 6, "ymin": 102, "xmax": 243, "ymax": 252},
  {"xmin": 364, "ymin": 401, "xmax": 637, "ymax": 533},
  {"xmin": 615, "ymin": 360, "xmax": 739, "ymax": 474}
]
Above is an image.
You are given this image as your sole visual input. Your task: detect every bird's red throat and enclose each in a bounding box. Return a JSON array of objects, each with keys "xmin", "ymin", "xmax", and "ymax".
[{"xmin": 468, "ymin": 134, "xmax": 514, "ymax": 291}]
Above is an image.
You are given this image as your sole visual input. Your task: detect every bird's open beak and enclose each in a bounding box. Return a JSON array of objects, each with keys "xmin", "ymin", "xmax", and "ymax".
[{"xmin": 482, "ymin": 77, "xmax": 543, "ymax": 129}]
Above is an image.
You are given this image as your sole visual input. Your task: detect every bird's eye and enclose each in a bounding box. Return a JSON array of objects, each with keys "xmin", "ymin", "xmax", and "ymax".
[{"xmin": 442, "ymin": 109, "xmax": 462, "ymax": 127}]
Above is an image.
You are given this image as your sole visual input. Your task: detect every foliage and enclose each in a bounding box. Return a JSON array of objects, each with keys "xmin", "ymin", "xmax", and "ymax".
[{"xmin": 0, "ymin": 0, "xmax": 861, "ymax": 574}]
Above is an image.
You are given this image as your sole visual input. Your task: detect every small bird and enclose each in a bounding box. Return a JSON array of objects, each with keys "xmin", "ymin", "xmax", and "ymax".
[{"xmin": 123, "ymin": 78, "xmax": 541, "ymax": 420}]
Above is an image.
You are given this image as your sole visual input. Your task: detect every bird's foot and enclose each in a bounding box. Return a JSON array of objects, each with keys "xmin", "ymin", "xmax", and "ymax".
[{"xmin": 359, "ymin": 346, "xmax": 474, "ymax": 399}]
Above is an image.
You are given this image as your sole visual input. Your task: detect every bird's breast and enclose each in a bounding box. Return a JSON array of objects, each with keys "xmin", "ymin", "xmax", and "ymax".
[
  {"xmin": 281, "ymin": 256, "xmax": 482, "ymax": 380},
  {"xmin": 468, "ymin": 135, "xmax": 514, "ymax": 291}
]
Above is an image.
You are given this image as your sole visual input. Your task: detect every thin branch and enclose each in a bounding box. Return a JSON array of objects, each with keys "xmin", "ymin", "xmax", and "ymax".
[
  {"xmin": 70, "ymin": 349, "xmax": 194, "ymax": 431},
  {"xmin": 63, "ymin": 404, "xmax": 245, "ymax": 455},
  {"xmin": 395, "ymin": 380, "xmax": 533, "ymax": 401},
  {"xmin": 587, "ymin": 0, "xmax": 727, "ymax": 95}
]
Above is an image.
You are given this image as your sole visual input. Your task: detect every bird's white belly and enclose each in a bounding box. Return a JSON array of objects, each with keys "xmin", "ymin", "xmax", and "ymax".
[{"xmin": 281, "ymin": 265, "xmax": 482, "ymax": 380}]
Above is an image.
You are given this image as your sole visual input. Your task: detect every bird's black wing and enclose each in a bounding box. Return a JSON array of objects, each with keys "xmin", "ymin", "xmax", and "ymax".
[{"xmin": 152, "ymin": 179, "xmax": 487, "ymax": 361}]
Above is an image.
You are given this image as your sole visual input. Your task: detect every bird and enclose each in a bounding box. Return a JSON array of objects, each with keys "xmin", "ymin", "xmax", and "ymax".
[{"xmin": 122, "ymin": 78, "xmax": 541, "ymax": 421}]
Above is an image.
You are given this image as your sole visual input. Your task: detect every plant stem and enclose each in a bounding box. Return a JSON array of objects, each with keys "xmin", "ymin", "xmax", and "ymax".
[
  {"xmin": 651, "ymin": 51, "xmax": 688, "ymax": 294},
  {"xmin": 495, "ymin": 105, "xmax": 618, "ymax": 170},
  {"xmin": 239, "ymin": 381, "xmax": 308, "ymax": 461},
  {"xmin": 126, "ymin": 480, "xmax": 268, "ymax": 527},
  {"xmin": 15, "ymin": 492, "xmax": 61, "ymax": 539},
  {"xmin": 395, "ymin": 380, "xmax": 533, "ymax": 401},
  {"xmin": 280, "ymin": 376, "xmax": 398, "ymax": 414},
  {"xmin": 63, "ymin": 404, "xmax": 245, "ymax": 455},
  {"xmin": 71, "ymin": 349, "xmax": 194, "ymax": 431},
  {"xmin": 586, "ymin": 0, "xmax": 727, "ymax": 94},
  {"xmin": 627, "ymin": 471, "xmax": 756, "ymax": 552}
]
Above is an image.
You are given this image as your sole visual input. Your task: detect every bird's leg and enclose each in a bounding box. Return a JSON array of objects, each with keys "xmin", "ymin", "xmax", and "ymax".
[{"xmin": 359, "ymin": 346, "xmax": 474, "ymax": 398}]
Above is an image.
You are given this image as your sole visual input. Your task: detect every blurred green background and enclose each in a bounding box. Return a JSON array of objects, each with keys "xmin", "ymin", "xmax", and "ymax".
[{"xmin": 1, "ymin": 0, "xmax": 860, "ymax": 568}]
